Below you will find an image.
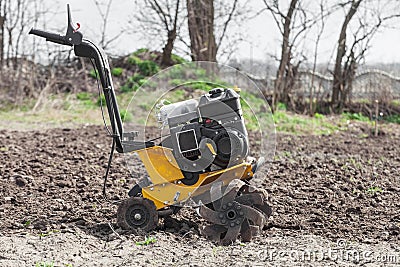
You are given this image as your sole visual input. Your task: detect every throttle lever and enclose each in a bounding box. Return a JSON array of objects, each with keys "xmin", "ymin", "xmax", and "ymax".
[
  {"xmin": 65, "ymin": 4, "xmax": 83, "ymax": 45},
  {"xmin": 29, "ymin": 4, "xmax": 82, "ymax": 46}
]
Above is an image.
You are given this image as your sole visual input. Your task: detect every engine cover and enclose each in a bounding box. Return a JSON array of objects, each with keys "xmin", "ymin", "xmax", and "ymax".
[{"xmin": 161, "ymin": 88, "xmax": 249, "ymax": 172}]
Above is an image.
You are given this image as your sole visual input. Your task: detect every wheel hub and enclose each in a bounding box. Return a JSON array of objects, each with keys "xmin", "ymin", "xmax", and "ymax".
[
  {"xmin": 220, "ymin": 201, "xmax": 243, "ymax": 224},
  {"xmin": 127, "ymin": 206, "xmax": 147, "ymax": 227},
  {"xmin": 117, "ymin": 197, "xmax": 159, "ymax": 231},
  {"xmin": 226, "ymin": 209, "xmax": 237, "ymax": 220}
]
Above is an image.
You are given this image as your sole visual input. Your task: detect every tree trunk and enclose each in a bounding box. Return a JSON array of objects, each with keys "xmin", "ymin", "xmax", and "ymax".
[
  {"xmin": 187, "ymin": 0, "xmax": 217, "ymax": 62},
  {"xmin": 273, "ymin": 0, "xmax": 297, "ymax": 110},
  {"xmin": 161, "ymin": 29, "xmax": 176, "ymax": 66},
  {"xmin": 340, "ymin": 53, "xmax": 357, "ymax": 107},
  {"xmin": 0, "ymin": 15, "xmax": 4, "ymax": 68},
  {"xmin": 0, "ymin": 0, "xmax": 5, "ymax": 68},
  {"xmin": 332, "ymin": 0, "xmax": 362, "ymax": 108}
]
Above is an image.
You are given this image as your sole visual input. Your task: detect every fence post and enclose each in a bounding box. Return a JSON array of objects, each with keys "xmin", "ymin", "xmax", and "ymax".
[{"xmin": 374, "ymin": 99, "xmax": 379, "ymax": 137}]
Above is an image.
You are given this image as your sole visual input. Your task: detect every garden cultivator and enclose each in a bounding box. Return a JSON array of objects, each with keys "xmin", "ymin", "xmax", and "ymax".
[{"xmin": 29, "ymin": 4, "xmax": 272, "ymax": 245}]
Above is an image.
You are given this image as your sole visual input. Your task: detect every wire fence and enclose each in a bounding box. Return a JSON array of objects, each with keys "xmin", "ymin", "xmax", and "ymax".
[{"xmin": 222, "ymin": 68, "xmax": 400, "ymax": 105}]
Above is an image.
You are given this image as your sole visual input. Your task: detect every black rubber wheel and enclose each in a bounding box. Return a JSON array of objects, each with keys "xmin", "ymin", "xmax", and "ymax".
[{"xmin": 117, "ymin": 197, "xmax": 158, "ymax": 231}]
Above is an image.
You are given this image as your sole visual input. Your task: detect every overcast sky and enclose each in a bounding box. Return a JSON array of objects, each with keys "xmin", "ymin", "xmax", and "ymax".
[{"xmin": 45, "ymin": 0, "xmax": 400, "ymax": 65}]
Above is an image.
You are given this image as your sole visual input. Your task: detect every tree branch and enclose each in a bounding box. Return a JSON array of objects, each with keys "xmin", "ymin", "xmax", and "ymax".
[{"xmin": 216, "ymin": 0, "xmax": 238, "ymax": 50}]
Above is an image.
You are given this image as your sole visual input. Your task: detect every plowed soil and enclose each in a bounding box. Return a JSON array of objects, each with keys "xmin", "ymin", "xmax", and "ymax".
[{"xmin": 0, "ymin": 122, "xmax": 399, "ymax": 266}]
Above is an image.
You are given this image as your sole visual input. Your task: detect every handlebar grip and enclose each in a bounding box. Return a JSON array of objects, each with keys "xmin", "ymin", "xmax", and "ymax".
[{"xmin": 29, "ymin": 28, "xmax": 70, "ymax": 46}]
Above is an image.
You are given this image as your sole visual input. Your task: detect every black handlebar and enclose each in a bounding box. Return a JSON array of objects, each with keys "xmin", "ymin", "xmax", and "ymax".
[
  {"xmin": 29, "ymin": 4, "xmax": 125, "ymax": 151},
  {"xmin": 29, "ymin": 28, "xmax": 70, "ymax": 46}
]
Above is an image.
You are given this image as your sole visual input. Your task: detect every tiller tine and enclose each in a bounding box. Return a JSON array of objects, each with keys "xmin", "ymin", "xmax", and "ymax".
[
  {"xmin": 236, "ymin": 192, "xmax": 272, "ymax": 219},
  {"xmin": 198, "ymin": 180, "xmax": 268, "ymax": 245},
  {"xmin": 200, "ymin": 224, "xmax": 226, "ymax": 242},
  {"xmin": 221, "ymin": 224, "xmax": 241, "ymax": 246},
  {"xmin": 235, "ymin": 192, "xmax": 264, "ymax": 206},
  {"xmin": 210, "ymin": 181, "xmax": 223, "ymax": 210},
  {"xmin": 239, "ymin": 185, "xmax": 273, "ymax": 219},
  {"xmin": 240, "ymin": 219, "xmax": 260, "ymax": 242}
]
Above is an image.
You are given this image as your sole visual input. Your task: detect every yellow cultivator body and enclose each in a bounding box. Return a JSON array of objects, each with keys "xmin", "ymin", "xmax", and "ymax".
[{"xmin": 136, "ymin": 145, "xmax": 253, "ymax": 210}]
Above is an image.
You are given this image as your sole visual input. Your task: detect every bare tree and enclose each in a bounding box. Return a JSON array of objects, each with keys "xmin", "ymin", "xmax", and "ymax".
[
  {"xmin": 4, "ymin": 0, "xmax": 23, "ymax": 67},
  {"xmin": 0, "ymin": 0, "xmax": 5, "ymax": 67},
  {"xmin": 0, "ymin": 0, "xmax": 54, "ymax": 104},
  {"xmin": 131, "ymin": 0, "xmax": 246, "ymax": 63},
  {"xmin": 186, "ymin": 0, "xmax": 217, "ymax": 61},
  {"xmin": 309, "ymin": 0, "xmax": 332, "ymax": 115},
  {"xmin": 1, "ymin": 0, "xmax": 47, "ymax": 67},
  {"xmin": 133, "ymin": 0, "xmax": 183, "ymax": 66},
  {"xmin": 186, "ymin": 0, "xmax": 241, "ymax": 62},
  {"xmin": 213, "ymin": 0, "xmax": 242, "ymax": 62},
  {"xmin": 263, "ymin": 0, "xmax": 314, "ymax": 111},
  {"xmin": 331, "ymin": 0, "xmax": 400, "ymax": 110},
  {"xmin": 94, "ymin": 0, "xmax": 123, "ymax": 50},
  {"xmin": 331, "ymin": 0, "xmax": 362, "ymax": 108},
  {"xmin": 13, "ymin": 0, "xmax": 28, "ymax": 67}
]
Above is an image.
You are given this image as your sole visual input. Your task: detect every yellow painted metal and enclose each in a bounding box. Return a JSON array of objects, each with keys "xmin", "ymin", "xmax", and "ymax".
[
  {"xmin": 134, "ymin": 145, "xmax": 254, "ymax": 210},
  {"xmin": 141, "ymin": 160, "xmax": 254, "ymax": 210},
  {"xmin": 136, "ymin": 146, "xmax": 184, "ymax": 185},
  {"xmin": 206, "ymin": 143, "xmax": 216, "ymax": 155},
  {"xmin": 233, "ymin": 85, "xmax": 241, "ymax": 93}
]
